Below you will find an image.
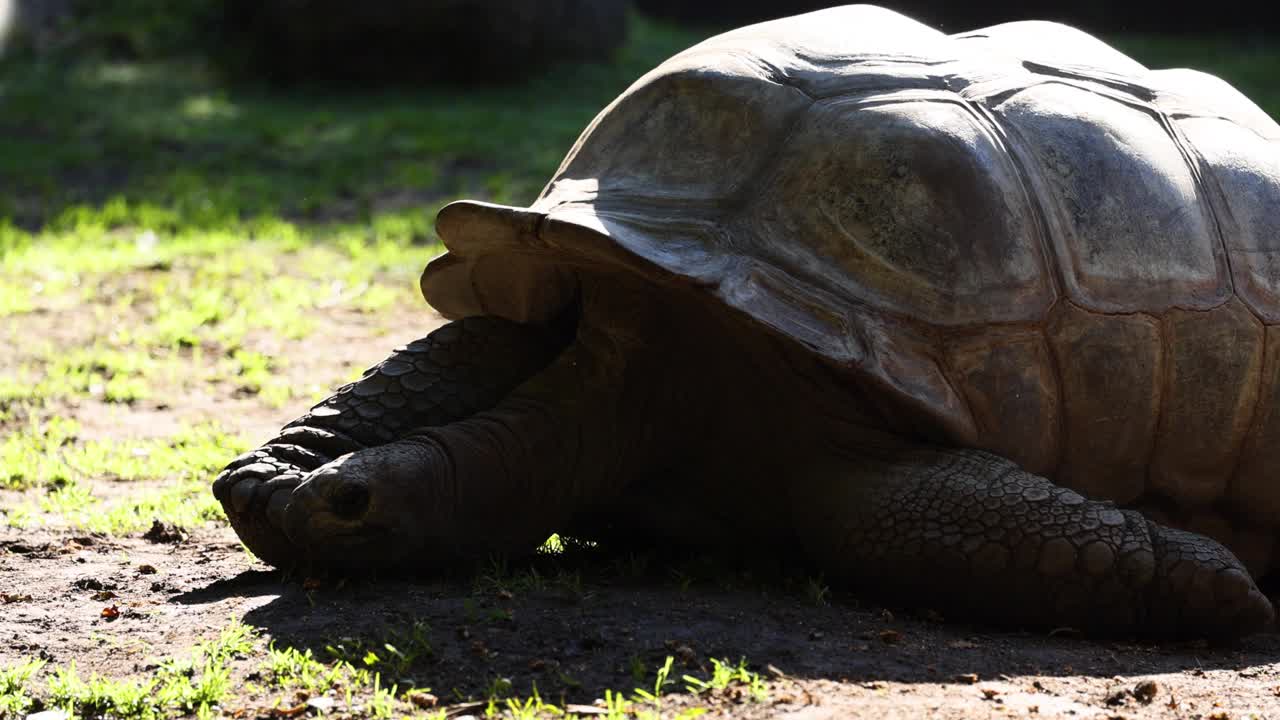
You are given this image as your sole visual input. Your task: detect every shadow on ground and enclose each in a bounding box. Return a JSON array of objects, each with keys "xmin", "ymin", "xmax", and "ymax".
[
  {"xmin": 5, "ymin": 527, "xmax": 1280, "ymax": 717},
  {"xmin": 177, "ymin": 548, "xmax": 1280, "ymax": 704}
]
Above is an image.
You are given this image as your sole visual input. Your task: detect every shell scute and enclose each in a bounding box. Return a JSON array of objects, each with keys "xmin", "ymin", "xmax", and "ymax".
[
  {"xmin": 745, "ymin": 93, "xmax": 1053, "ymax": 326},
  {"xmin": 954, "ymin": 20, "xmax": 1147, "ymax": 78},
  {"xmin": 1150, "ymin": 300, "xmax": 1264, "ymax": 508},
  {"xmin": 546, "ymin": 54, "xmax": 810, "ymax": 209},
  {"xmin": 1228, "ymin": 325, "xmax": 1280, "ymax": 526},
  {"xmin": 990, "ymin": 82, "xmax": 1228, "ymax": 314},
  {"xmin": 944, "ymin": 329, "xmax": 1059, "ymax": 476},
  {"xmin": 1174, "ymin": 116, "xmax": 1280, "ymax": 322},
  {"xmin": 1046, "ymin": 304, "xmax": 1161, "ymax": 504},
  {"xmin": 680, "ymin": 5, "xmax": 953, "ymax": 99}
]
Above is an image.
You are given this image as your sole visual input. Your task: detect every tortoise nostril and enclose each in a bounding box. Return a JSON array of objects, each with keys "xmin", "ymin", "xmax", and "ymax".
[{"xmin": 331, "ymin": 481, "xmax": 370, "ymax": 520}]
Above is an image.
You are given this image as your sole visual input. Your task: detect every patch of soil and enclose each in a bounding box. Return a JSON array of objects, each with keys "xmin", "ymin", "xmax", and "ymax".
[
  {"xmin": 2, "ymin": 295, "xmax": 442, "ymax": 445},
  {"xmin": 3, "ymin": 525, "xmax": 1280, "ymax": 718},
  {"xmin": 8, "ymin": 258, "xmax": 1280, "ymax": 717}
]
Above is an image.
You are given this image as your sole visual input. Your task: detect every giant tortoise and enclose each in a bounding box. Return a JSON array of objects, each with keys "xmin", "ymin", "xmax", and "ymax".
[{"xmin": 214, "ymin": 5, "xmax": 1280, "ymax": 637}]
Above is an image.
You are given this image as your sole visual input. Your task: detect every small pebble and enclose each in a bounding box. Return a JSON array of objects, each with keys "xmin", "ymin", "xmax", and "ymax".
[
  {"xmin": 406, "ymin": 691, "xmax": 438, "ymax": 709},
  {"xmin": 1133, "ymin": 679, "xmax": 1160, "ymax": 704},
  {"xmin": 306, "ymin": 696, "xmax": 336, "ymax": 713}
]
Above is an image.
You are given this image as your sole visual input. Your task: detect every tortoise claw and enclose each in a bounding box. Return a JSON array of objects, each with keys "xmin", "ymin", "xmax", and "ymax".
[{"xmin": 213, "ymin": 445, "xmax": 318, "ymax": 568}]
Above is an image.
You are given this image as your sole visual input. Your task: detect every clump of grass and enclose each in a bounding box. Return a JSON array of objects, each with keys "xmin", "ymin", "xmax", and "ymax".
[
  {"xmin": 262, "ymin": 645, "xmax": 347, "ymax": 694},
  {"xmin": 682, "ymin": 658, "xmax": 769, "ymax": 703},
  {"xmin": 324, "ymin": 619, "xmax": 433, "ymax": 682},
  {"xmin": 0, "ymin": 657, "xmax": 46, "ymax": 718},
  {"xmin": 631, "ymin": 656, "xmax": 676, "ymax": 706},
  {"xmin": 46, "ymin": 662, "xmax": 229, "ymax": 720},
  {"xmin": 0, "ymin": 416, "xmax": 79, "ymax": 489},
  {"xmin": 230, "ymin": 349, "xmax": 295, "ymax": 408},
  {"xmin": 38, "ymin": 621, "xmax": 256, "ymax": 720},
  {"xmin": 261, "ymin": 644, "xmax": 412, "ymax": 717}
]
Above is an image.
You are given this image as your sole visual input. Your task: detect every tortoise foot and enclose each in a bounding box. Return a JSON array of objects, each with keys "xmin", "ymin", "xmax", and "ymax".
[
  {"xmin": 794, "ymin": 447, "xmax": 1276, "ymax": 638},
  {"xmin": 213, "ymin": 433, "xmax": 351, "ymax": 567},
  {"xmin": 212, "ymin": 317, "xmax": 569, "ymax": 568},
  {"xmin": 1147, "ymin": 523, "xmax": 1276, "ymax": 638}
]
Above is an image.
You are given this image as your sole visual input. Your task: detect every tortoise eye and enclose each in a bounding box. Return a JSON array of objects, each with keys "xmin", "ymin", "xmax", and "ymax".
[{"xmin": 331, "ymin": 482, "xmax": 370, "ymax": 520}]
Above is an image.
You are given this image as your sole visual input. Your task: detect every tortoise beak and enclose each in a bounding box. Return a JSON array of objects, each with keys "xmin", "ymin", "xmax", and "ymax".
[{"xmin": 284, "ymin": 456, "xmax": 371, "ymax": 546}]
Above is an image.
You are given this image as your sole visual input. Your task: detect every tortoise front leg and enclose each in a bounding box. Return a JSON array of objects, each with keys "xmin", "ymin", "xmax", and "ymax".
[
  {"xmin": 793, "ymin": 447, "xmax": 1273, "ymax": 638},
  {"xmin": 212, "ymin": 316, "xmax": 565, "ymax": 567}
]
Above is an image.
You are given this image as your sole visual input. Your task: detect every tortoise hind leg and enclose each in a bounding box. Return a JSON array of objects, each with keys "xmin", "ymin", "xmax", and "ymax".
[
  {"xmin": 212, "ymin": 316, "xmax": 566, "ymax": 568},
  {"xmin": 792, "ymin": 446, "xmax": 1273, "ymax": 638}
]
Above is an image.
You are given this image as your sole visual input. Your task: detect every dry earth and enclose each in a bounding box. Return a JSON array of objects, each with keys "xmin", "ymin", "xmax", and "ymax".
[
  {"xmin": 4, "ymin": 524, "xmax": 1280, "ymax": 719},
  {"xmin": 5, "ymin": 308, "xmax": 1280, "ymax": 718}
]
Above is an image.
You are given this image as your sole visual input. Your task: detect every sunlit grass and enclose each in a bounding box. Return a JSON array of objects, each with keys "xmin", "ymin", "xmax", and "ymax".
[
  {"xmin": 0, "ymin": 417, "xmax": 247, "ymax": 490},
  {"xmin": 0, "ymin": 203, "xmax": 428, "ymax": 428},
  {"xmin": 13, "ymin": 476, "xmax": 227, "ymax": 534},
  {"xmin": 39, "ymin": 621, "xmax": 256, "ymax": 720},
  {"xmin": 1, "ymin": 346, "xmax": 158, "ymax": 405},
  {"xmin": 1, "ymin": 203, "xmax": 431, "ymax": 331},
  {"xmin": 0, "ymin": 412, "xmax": 241, "ymax": 531},
  {"xmin": 0, "ymin": 657, "xmax": 44, "ymax": 719},
  {"xmin": 1, "ymin": 413, "xmax": 239, "ymax": 531},
  {"xmin": 2, "ymin": 622, "xmax": 767, "ymax": 720}
]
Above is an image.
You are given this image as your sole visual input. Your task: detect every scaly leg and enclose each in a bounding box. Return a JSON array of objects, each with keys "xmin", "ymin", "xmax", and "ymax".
[
  {"xmin": 212, "ymin": 316, "xmax": 566, "ymax": 567},
  {"xmin": 792, "ymin": 447, "xmax": 1273, "ymax": 638}
]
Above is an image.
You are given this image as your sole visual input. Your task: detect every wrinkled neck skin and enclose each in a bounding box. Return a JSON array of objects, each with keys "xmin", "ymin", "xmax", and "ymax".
[{"xmin": 402, "ymin": 281, "xmax": 698, "ymax": 553}]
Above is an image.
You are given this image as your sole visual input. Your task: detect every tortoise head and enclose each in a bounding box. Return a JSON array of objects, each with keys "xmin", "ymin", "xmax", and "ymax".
[{"xmin": 283, "ymin": 441, "xmax": 452, "ymax": 571}]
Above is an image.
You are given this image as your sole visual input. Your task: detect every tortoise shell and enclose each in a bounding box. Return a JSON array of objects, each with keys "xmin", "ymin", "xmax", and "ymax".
[{"xmin": 423, "ymin": 6, "xmax": 1280, "ymax": 569}]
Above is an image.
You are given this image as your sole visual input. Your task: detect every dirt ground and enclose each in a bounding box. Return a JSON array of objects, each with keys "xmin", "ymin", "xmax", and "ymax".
[
  {"xmin": 6, "ymin": 305, "xmax": 1280, "ymax": 719},
  {"xmin": 4, "ymin": 522, "xmax": 1280, "ymax": 719}
]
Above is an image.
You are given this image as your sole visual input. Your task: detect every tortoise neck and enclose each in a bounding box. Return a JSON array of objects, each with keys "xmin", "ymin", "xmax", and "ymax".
[{"xmin": 405, "ymin": 317, "xmax": 696, "ymax": 550}]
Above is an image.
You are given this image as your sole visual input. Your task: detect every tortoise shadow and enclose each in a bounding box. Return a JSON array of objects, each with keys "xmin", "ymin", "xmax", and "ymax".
[
  {"xmin": 170, "ymin": 569, "xmax": 282, "ymax": 604},
  {"xmin": 178, "ymin": 548, "xmax": 1280, "ymax": 704}
]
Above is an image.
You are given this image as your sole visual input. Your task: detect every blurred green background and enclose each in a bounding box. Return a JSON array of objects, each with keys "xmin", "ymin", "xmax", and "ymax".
[{"xmin": 0, "ymin": 0, "xmax": 1274, "ymax": 240}]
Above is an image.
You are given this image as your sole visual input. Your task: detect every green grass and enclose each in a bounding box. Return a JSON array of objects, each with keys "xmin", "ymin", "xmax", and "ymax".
[
  {"xmin": 1, "ymin": 621, "xmax": 765, "ymax": 720},
  {"xmin": 681, "ymin": 659, "xmax": 769, "ymax": 702},
  {"xmin": 8, "ymin": 621, "xmax": 256, "ymax": 720},
  {"xmin": 0, "ymin": 18, "xmax": 702, "ymax": 232},
  {"xmin": 0, "ymin": 418, "xmax": 245, "ymax": 490},
  {"xmin": 0, "ymin": 657, "xmax": 45, "ymax": 718},
  {"xmin": 1, "ymin": 418, "xmax": 244, "ymax": 531}
]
